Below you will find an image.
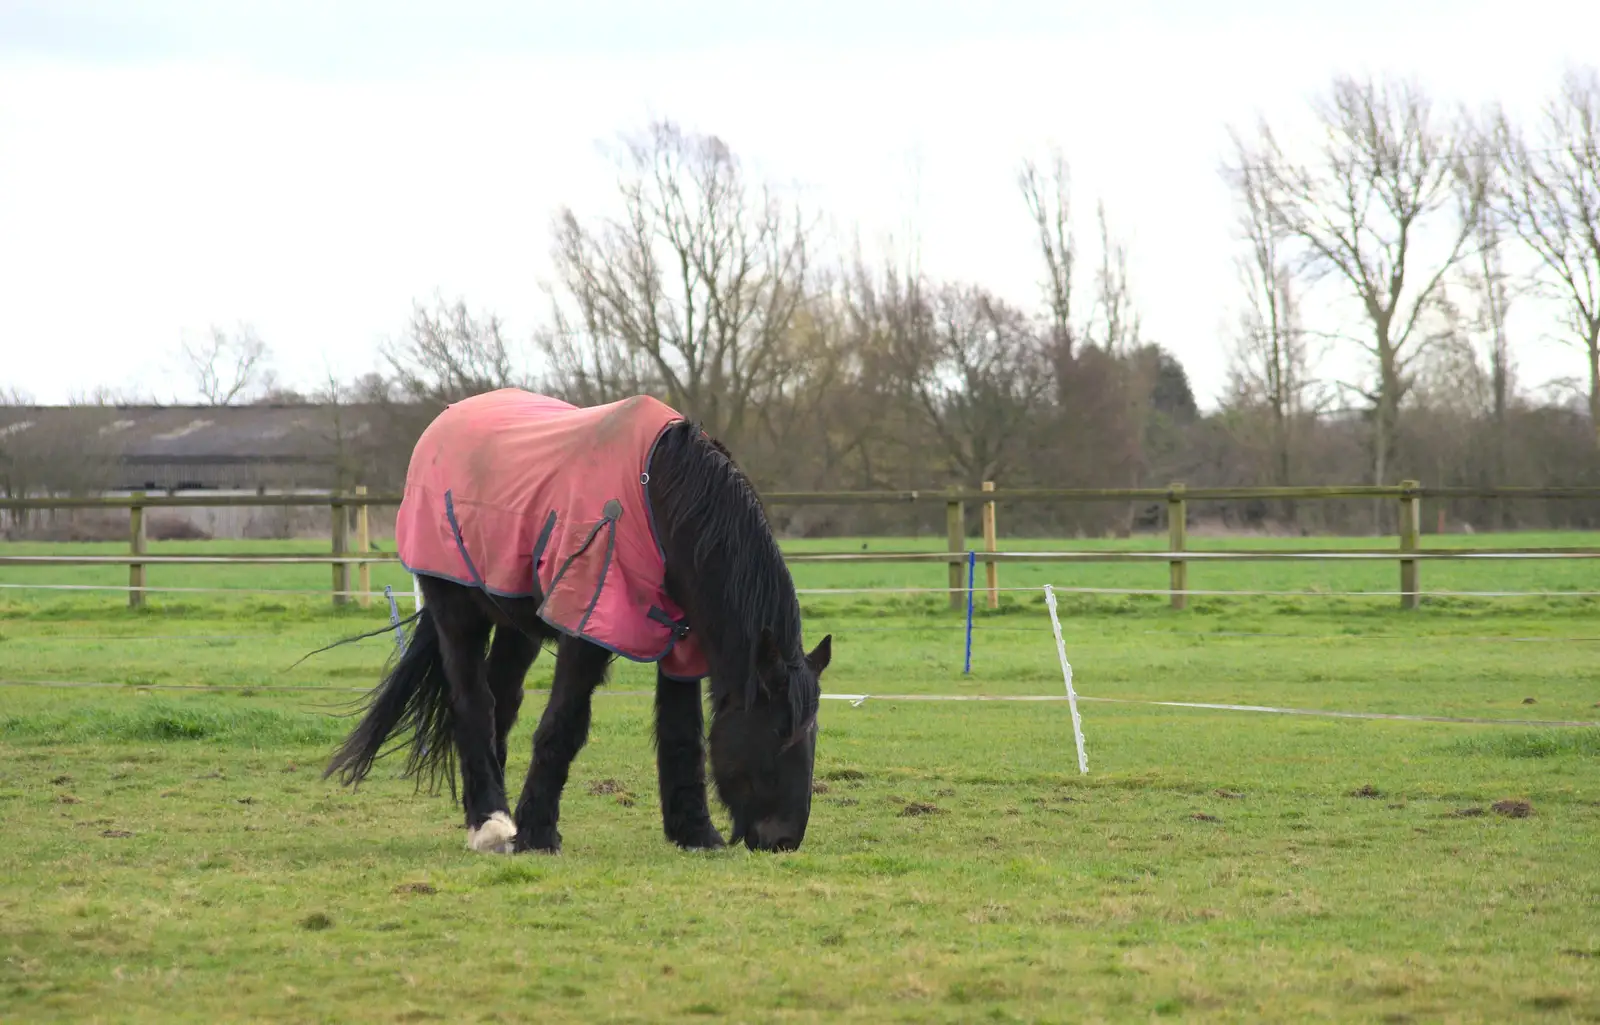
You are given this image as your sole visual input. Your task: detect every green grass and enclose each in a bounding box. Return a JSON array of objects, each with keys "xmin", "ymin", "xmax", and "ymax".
[{"xmin": 1, "ymin": 541, "xmax": 1598, "ymax": 1021}]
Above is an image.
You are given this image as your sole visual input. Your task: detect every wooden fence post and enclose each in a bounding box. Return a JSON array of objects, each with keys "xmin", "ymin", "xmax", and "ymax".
[
  {"xmin": 128, "ymin": 492, "xmax": 146, "ymax": 609},
  {"xmin": 1168, "ymin": 482, "xmax": 1188, "ymax": 610},
  {"xmin": 981, "ymin": 480, "xmax": 999, "ymax": 610},
  {"xmin": 1399, "ymin": 479, "xmax": 1420, "ymax": 610},
  {"xmin": 355, "ymin": 485, "xmax": 371, "ymax": 609},
  {"xmin": 946, "ymin": 489, "xmax": 965, "ymax": 611},
  {"xmin": 331, "ymin": 493, "xmax": 350, "ymax": 607}
]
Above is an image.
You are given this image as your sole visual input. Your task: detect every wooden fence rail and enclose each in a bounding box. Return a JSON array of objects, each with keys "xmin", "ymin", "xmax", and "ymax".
[
  {"xmin": 6, "ymin": 482, "xmax": 1600, "ymax": 511},
  {"xmin": 4, "ymin": 482, "xmax": 1600, "ymax": 609}
]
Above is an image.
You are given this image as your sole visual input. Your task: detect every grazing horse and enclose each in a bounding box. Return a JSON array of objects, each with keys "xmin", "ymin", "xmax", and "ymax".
[{"xmin": 324, "ymin": 389, "xmax": 831, "ymax": 854}]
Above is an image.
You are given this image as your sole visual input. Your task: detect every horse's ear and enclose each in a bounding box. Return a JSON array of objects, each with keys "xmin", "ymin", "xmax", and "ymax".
[{"xmin": 805, "ymin": 634, "xmax": 832, "ymax": 674}]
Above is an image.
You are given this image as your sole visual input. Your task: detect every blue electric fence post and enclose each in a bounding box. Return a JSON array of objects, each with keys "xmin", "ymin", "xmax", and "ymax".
[
  {"xmin": 383, "ymin": 585, "xmax": 405, "ymax": 650},
  {"xmin": 963, "ymin": 549, "xmax": 976, "ymax": 674}
]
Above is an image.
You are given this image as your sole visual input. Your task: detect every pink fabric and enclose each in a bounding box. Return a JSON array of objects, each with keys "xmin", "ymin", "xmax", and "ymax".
[{"xmin": 395, "ymin": 389, "xmax": 707, "ymax": 680}]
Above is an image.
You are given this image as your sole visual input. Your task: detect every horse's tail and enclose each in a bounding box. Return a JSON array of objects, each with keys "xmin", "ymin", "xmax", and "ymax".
[{"xmin": 323, "ymin": 609, "xmax": 457, "ymax": 795}]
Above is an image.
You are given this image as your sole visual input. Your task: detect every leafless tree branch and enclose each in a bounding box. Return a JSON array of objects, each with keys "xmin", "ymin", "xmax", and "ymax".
[
  {"xmin": 181, "ymin": 324, "xmax": 272, "ymax": 405},
  {"xmin": 539, "ymin": 120, "xmax": 813, "ymax": 448},
  {"xmin": 1228, "ymin": 74, "xmax": 1485, "ymax": 491},
  {"xmin": 1492, "ymin": 65, "xmax": 1600, "ymax": 446}
]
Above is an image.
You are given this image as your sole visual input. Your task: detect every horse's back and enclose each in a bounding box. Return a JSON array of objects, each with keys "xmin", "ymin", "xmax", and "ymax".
[{"xmin": 394, "ymin": 390, "xmax": 705, "ymax": 678}]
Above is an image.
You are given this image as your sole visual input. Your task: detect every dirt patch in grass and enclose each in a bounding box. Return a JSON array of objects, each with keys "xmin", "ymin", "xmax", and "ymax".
[{"xmin": 1492, "ymin": 799, "xmax": 1533, "ymax": 818}]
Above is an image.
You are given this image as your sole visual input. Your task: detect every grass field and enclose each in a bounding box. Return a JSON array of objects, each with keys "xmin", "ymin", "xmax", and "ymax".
[{"xmin": 2, "ymin": 536, "xmax": 1598, "ymax": 1022}]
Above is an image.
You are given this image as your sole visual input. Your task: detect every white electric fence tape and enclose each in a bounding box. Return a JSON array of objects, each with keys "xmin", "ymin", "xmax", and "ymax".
[{"xmin": 1043, "ymin": 584, "xmax": 1089, "ymax": 775}]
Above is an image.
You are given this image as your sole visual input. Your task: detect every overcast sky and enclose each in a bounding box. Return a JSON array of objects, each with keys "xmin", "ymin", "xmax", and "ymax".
[{"xmin": 3, "ymin": 0, "xmax": 1597, "ymax": 408}]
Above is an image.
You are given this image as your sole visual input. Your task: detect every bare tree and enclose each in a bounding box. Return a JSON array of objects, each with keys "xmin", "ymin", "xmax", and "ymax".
[
  {"xmin": 1494, "ymin": 67, "xmax": 1600, "ymax": 447},
  {"xmin": 1086, "ymin": 203, "xmax": 1160, "ymax": 520},
  {"xmin": 1222, "ymin": 140, "xmax": 1326, "ymax": 495},
  {"xmin": 383, "ymin": 294, "xmax": 520, "ymax": 405},
  {"xmin": 1412, "ymin": 297, "xmax": 1491, "ymax": 415},
  {"xmin": 739, "ymin": 272, "xmax": 875, "ymax": 490},
  {"xmin": 1015, "ymin": 159, "xmax": 1156, "ymax": 527},
  {"xmin": 1017, "ymin": 153, "xmax": 1145, "ymax": 371},
  {"xmin": 829, "ymin": 259, "xmax": 936, "ymax": 490},
  {"xmin": 1232, "ymin": 75, "xmax": 1485, "ymax": 491},
  {"xmin": 1462, "ymin": 200, "xmax": 1518, "ymax": 431},
  {"xmin": 1087, "ymin": 202, "xmax": 1143, "ymax": 357},
  {"xmin": 308, "ymin": 367, "xmax": 368, "ymax": 492},
  {"xmin": 181, "ymin": 324, "xmax": 272, "ymax": 405},
  {"xmin": 540, "ymin": 120, "xmax": 811, "ymax": 446},
  {"xmin": 1018, "ymin": 150, "xmax": 1078, "ymax": 371},
  {"xmin": 894, "ymin": 282, "xmax": 1052, "ymax": 485}
]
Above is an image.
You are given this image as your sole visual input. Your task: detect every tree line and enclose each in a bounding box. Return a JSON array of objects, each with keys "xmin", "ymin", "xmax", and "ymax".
[{"xmin": 6, "ymin": 69, "xmax": 1600, "ymax": 536}]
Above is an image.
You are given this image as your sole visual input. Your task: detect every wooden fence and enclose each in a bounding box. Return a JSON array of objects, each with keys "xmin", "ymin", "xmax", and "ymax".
[{"xmin": 3, "ymin": 482, "xmax": 1600, "ymax": 610}]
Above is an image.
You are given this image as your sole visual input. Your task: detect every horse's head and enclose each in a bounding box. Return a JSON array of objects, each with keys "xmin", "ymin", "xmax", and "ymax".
[{"xmin": 709, "ymin": 628, "xmax": 831, "ymax": 852}]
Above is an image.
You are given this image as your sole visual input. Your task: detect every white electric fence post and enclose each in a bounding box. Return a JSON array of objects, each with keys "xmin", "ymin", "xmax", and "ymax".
[{"xmin": 1043, "ymin": 584, "xmax": 1089, "ymax": 775}]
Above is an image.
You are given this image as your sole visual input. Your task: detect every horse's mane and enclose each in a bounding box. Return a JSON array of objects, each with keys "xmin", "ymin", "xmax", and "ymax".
[{"xmin": 648, "ymin": 420, "xmax": 818, "ymax": 731}]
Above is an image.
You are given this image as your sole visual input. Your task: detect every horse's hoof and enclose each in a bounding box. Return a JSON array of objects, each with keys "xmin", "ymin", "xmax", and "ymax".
[
  {"xmin": 466, "ymin": 811, "xmax": 516, "ymax": 854},
  {"xmin": 514, "ymin": 827, "xmax": 562, "ymax": 854},
  {"xmin": 672, "ymin": 826, "xmax": 726, "ymax": 851}
]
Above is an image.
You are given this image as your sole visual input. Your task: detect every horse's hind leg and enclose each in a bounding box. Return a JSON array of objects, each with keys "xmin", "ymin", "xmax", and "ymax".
[
  {"xmin": 431, "ymin": 600, "xmax": 515, "ymax": 853},
  {"xmin": 485, "ymin": 626, "xmax": 539, "ymax": 786},
  {"xmin": 512, "ymin": 636, "xmax": 610, "ymax": 854},
  {"xmin": 654, "ymin": 671, "xmax": 724, "ymax": 850}
]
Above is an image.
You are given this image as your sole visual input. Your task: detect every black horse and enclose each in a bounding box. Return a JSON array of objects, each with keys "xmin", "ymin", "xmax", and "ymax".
[{"xmin": 324, "ymin": 417, "xmax": 831, "ymax": 854}]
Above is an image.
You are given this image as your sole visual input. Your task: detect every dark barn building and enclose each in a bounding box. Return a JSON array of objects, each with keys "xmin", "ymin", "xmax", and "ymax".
[
  {"xmin": 0, "ymin": 403, "xmax": 404, "ymax": 494},
  {"xmin": 0, "ymin": 403, "xmax": 428, "ymax": 539}
]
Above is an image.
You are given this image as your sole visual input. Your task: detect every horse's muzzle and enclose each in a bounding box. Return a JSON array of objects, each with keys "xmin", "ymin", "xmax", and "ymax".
[{"xmin": 745, "ymin": 816, "xmax": 803, "ymax": 853}]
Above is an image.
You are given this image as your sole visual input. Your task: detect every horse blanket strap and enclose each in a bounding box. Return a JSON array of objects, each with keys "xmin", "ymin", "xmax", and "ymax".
[
  {"xmin": 647, "ymin": 605, "xmax": 692, "ymax": 640},
  {"xmin": 395, "ymin": 388, "xmax": 708, "ymax": 681}
]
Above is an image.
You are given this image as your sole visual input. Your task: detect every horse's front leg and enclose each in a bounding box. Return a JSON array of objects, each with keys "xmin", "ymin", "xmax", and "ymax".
[
  {"xmin": 654, "ymin": 670, "xmax": 724, "ymax": 850},
  {"xmin": 512, "ymin": 636, "xmax": 609, "ymax": 853}
]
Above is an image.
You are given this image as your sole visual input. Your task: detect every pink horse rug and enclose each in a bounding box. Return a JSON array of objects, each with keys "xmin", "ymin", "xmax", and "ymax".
[{"xmin": 395, "ymin": 389, "xmax": 707, "ymax": 681}]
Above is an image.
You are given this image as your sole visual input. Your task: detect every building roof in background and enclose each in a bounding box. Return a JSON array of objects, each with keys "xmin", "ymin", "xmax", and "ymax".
[
  {"xmin": 0, "ymin": 403, "xmax": 403, "ymax": 490},
  {"xmin": 0, "ymin": 403, "xmax": 381, "ymax": 460}
]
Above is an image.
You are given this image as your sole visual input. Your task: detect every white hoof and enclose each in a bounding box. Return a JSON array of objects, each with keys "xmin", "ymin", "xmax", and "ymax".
[{"xmin": 466, "ymin": 811, "xmax": 516, "ymax": 854}]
